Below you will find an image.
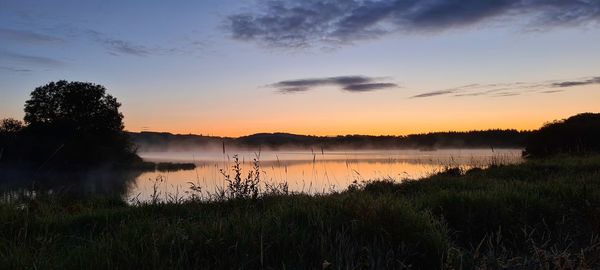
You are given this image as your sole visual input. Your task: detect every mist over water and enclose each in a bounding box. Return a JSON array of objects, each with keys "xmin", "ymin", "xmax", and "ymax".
[
  {"xmin": 0, "ymin": 149, "xmax": 522, "ymax": 203},
  {"xmin": 131, "ymin": 149, "xmax": 522, "ymax": 202}
]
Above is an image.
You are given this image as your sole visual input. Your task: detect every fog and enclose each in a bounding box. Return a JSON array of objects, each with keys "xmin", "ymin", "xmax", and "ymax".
[{"xmin": 130, "ymin": 148, "xmax": 523, "ymax": 202}]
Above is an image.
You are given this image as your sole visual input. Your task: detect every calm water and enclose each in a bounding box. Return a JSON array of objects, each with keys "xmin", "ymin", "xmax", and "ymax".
[
  {"xmin": 130, "ymin": 149, "xmax": 522, "ymax": 202},
  {"xmin": 0, "ymin": 149, "xmax": 522, "ymax": 203}
]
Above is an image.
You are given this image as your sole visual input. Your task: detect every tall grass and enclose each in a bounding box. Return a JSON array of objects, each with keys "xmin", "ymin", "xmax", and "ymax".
[{"xmin": 1, "ymin": 155, "xmax": 599, "ymax": 269}]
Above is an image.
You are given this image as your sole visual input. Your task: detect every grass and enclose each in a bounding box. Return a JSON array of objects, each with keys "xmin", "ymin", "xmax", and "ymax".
[{"xmin": 1, "ymin": 155, "xmax": 600, "ymax": 269}]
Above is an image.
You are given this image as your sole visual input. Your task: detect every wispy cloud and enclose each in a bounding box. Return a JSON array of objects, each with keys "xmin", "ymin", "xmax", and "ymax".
[
  {"xmin": 0, "ymin": 26, "xmax": 155, "ymax": 57},
  {"xmin": 83, "ymin": 30, "xmax": 207, "ymax": 57},
  {"xmin": 0, "ymin": 66, "xmax": 34, "ymax": 73},
  {"xmin": 102, "ymin": 39, "xmax": 151, "ymax": 57},
  {"xmin": 85, "ymin": 30, "xmax": 152, "ymax": 57},
  {"xmin": 226, "ymin": 0, "xmax": 600, "ymax": 48},
  {"xmin": 0, "ymin": 51, "xmax": 66, "ymax": 67},
  {"xmin": 1, "ymin": 24, "xmax": 207, "ymax": 58},
  {"xmin": 0, "ymin": 28, "xmax": 64, "ymax": 44},
  {"xmin": 411, "ymin": 76, "xmax": 600, "ymax": 98},
  {"xmin": 552, "ymin": 77, "xmax": 600, "ymax": 88},
  {"xmin": 270, "ymin": 76, "xmax": 398, "ymax": 93},
  {"xmin": 411, "ymin": 89, "xmax": 457, "ymax": 98},
  {"xmin": 541, "ymin": 90, "xmax": 564, "ymax": 94}
]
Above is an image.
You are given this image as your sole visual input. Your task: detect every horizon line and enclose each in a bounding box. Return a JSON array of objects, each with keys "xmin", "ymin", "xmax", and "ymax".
[{"xmin": 128, "ymin": 128, "xmax": 534, "ymax": 139}]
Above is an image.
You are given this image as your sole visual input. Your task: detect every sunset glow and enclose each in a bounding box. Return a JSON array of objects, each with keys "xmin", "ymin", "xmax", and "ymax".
[{"xmin": 1, "ymin": 1, "xmax": 599, "ymax": 136}]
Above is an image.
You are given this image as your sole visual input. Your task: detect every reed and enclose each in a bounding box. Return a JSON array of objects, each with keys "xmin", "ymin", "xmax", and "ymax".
[{"xmin": 0, "ymin": 155, "xmax": 599, "ymax": 269}]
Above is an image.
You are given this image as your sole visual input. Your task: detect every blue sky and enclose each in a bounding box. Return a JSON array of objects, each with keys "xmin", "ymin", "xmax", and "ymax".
[{"xmin": 1, "ymin": 0, "xmax": 599, "ymax": 136}]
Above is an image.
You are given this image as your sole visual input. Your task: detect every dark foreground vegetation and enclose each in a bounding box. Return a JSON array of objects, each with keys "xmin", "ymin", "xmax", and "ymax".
[{"xmin": 1, "ymin": 155, "xmax": 600, "ymax": 269}]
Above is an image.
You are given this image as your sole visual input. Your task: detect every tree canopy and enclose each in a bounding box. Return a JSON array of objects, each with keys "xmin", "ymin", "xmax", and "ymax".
[
  {"xmin": 1, "ymin": 80, "xmax": 140, "ymax": 169},
  {"xmin": 24, "ymin": 80, "xmax": 124, "ymax": 132}
]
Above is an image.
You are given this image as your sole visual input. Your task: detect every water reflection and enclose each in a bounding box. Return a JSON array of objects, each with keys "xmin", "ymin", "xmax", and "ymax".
[
  {"xmin": 132, "ymin": 149, "xmax": 522, "ymax": 202},
  {"xmin": 0, "ymin": 168, "xmax": 142, "ymax": 200},
  {"xmin": 0, "ymin": 149, "xmax": 523, "ymax": 203}
]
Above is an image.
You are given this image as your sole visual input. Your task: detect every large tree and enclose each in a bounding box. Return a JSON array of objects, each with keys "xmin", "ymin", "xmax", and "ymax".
[
  {"xmin": 24, "ymin": 80, "xmax": 124, "ymax": 132},
  {"xmin": 3, "ymin": 80, "xmax": 140, "ymax": 168}
]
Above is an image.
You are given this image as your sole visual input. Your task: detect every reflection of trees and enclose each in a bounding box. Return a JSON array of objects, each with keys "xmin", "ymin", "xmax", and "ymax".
[
  {"xmin": 0, "ymin": 169, "xmax": 143, "ymax": 199},
  {"xmin": 203, "ymin": 154, "xmax": 521, "ymax": 167}
]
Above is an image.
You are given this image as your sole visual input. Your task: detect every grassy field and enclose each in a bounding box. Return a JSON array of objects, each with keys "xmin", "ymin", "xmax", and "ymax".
[{"xmin": 1, "ymin": 156, "xmax": 600, "ymax": 269}]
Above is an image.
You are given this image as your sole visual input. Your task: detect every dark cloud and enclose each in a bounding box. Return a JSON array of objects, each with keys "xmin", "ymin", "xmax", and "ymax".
[
  {"xmin": 552, "ymin": 77, "xmax": 600, "ymax": 88},
  {"xmin": 411, "ymin": 89, "xmax": 456, "ymax": 98},
  {"xmin": 271, "ymin": 76, "xmax": 397, "ymax": 93},
  {"xmin": 226, "ymin": 0, "xmax": 600, "ymax": 48},
  {"xmin": 412, "ymin": 76, "xmax": 600, "ymax": 98},
  {"xmin": 343, "ymin": 83, "xmax": 397, "ymax": 92},
  {"xmin": 0, "ymin": 51, "xmax": 66, "ymax": 67},
  {"xmin": 0, "ymin": 28, "xmax": 64, "ymax": 44}
]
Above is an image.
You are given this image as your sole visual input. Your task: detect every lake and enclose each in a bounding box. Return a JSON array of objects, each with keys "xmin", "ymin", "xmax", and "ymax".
[
  {"xmin": 129, "ymin": 149, "xmax": 522, "ymax": 202},
  {"xmin": 0, "ymin": 149, "xmax": 522, "ymax": 203}
]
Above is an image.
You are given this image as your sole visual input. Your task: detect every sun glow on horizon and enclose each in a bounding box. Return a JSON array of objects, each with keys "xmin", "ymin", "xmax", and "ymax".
[{"xmin": 122, "ymin": 85, "xmax": 600, "ymax": 137}]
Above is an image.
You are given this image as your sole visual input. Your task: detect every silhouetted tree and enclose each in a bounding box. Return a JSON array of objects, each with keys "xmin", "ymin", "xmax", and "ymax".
[
  {"xmin": 1, "ymin": 81, "xmax": 140, "ymax": 169},
  {"xmin": 0, "ymin": 118, "xmax": 24, "ymax": 161},
  {"xmin": 24, "ymin": 80, "xmax": 124, "ymax": 132},
  {"xmin": 524, "ymin": 113, "xmax": 600, "ymax": 158},
  {"xmin": 0, "ymin": 118, "xmax": 24, "ymax": 134}
]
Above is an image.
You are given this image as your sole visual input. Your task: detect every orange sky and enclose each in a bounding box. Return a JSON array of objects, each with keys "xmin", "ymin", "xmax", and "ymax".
[{"xmin": 122, "ymin": 85, "xmax": 600, "ymax": 137}]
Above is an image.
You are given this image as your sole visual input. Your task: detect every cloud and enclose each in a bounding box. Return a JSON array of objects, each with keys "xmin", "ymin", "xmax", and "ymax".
[
  {"xmin": 343, "ymin": 83, "xmax": 397, "ymax": 92},
  {"xmin": 411, "ymin": 89, "xmax": 457, "ymax": 98},
  {"xmin": 102, "ymin": 39, "xmax": 151, "ymax": 57},
  {"xmin": 552, "ymin": 77, "xmax": 600, "ymax": 88},
  {"xmin": 226, "ymin": 0, "xmax": 600, "ymax": 48},
  {"xmin": 492, "ymin": 92, "xmax": 520, "ymax": 97},
  {"xmin": 0, "ymin": 27, "xmax": 155, "ymax": 57},
  {"xmin": 411, "ymin": 76, "xmax": 600, "ymax": 98},
  {"xmin": 0, "ymin": 66, "xmax": 33, "ymax": 73},
  {"xmin": 84, "ymin": 30, "xmax": 152, "ymax": 57},
  {"xmin": 541, "ymin": 90, "xmax": 564, "ymax": 94},
  {"xmin": 82, "ymin": 30, "xmax": 207, "ymax": 57},
  {"xmin": 270, "ymin": 75, "xmax": 397, "ymax": 93},
  {"xmin": 0, "ymin": 51, "xmax": 66, "ymax": 67},
  {"xmin": 0, "ymin": 28, "xmax": 64, "ymax": 44}
]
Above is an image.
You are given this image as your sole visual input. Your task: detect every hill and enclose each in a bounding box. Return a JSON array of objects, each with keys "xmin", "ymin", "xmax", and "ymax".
[{"xmin": 129, "ymin": 129, "xmax": 532, "ymax": 151}]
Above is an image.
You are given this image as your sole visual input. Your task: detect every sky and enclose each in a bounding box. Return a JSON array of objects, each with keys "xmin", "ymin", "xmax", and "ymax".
[{"xmin": 1, "ymin": 0, "xmax": 599, "ymax": 136}]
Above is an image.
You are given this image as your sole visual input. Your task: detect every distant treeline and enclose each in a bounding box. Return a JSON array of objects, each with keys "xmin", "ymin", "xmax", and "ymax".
[
  {"xmin": 130, "ymin": 129, "xmax": 533, "ymax": 151},
  {"xmin": 524, "ymin": 113, "xmax": 600, "ymax": 158}
]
